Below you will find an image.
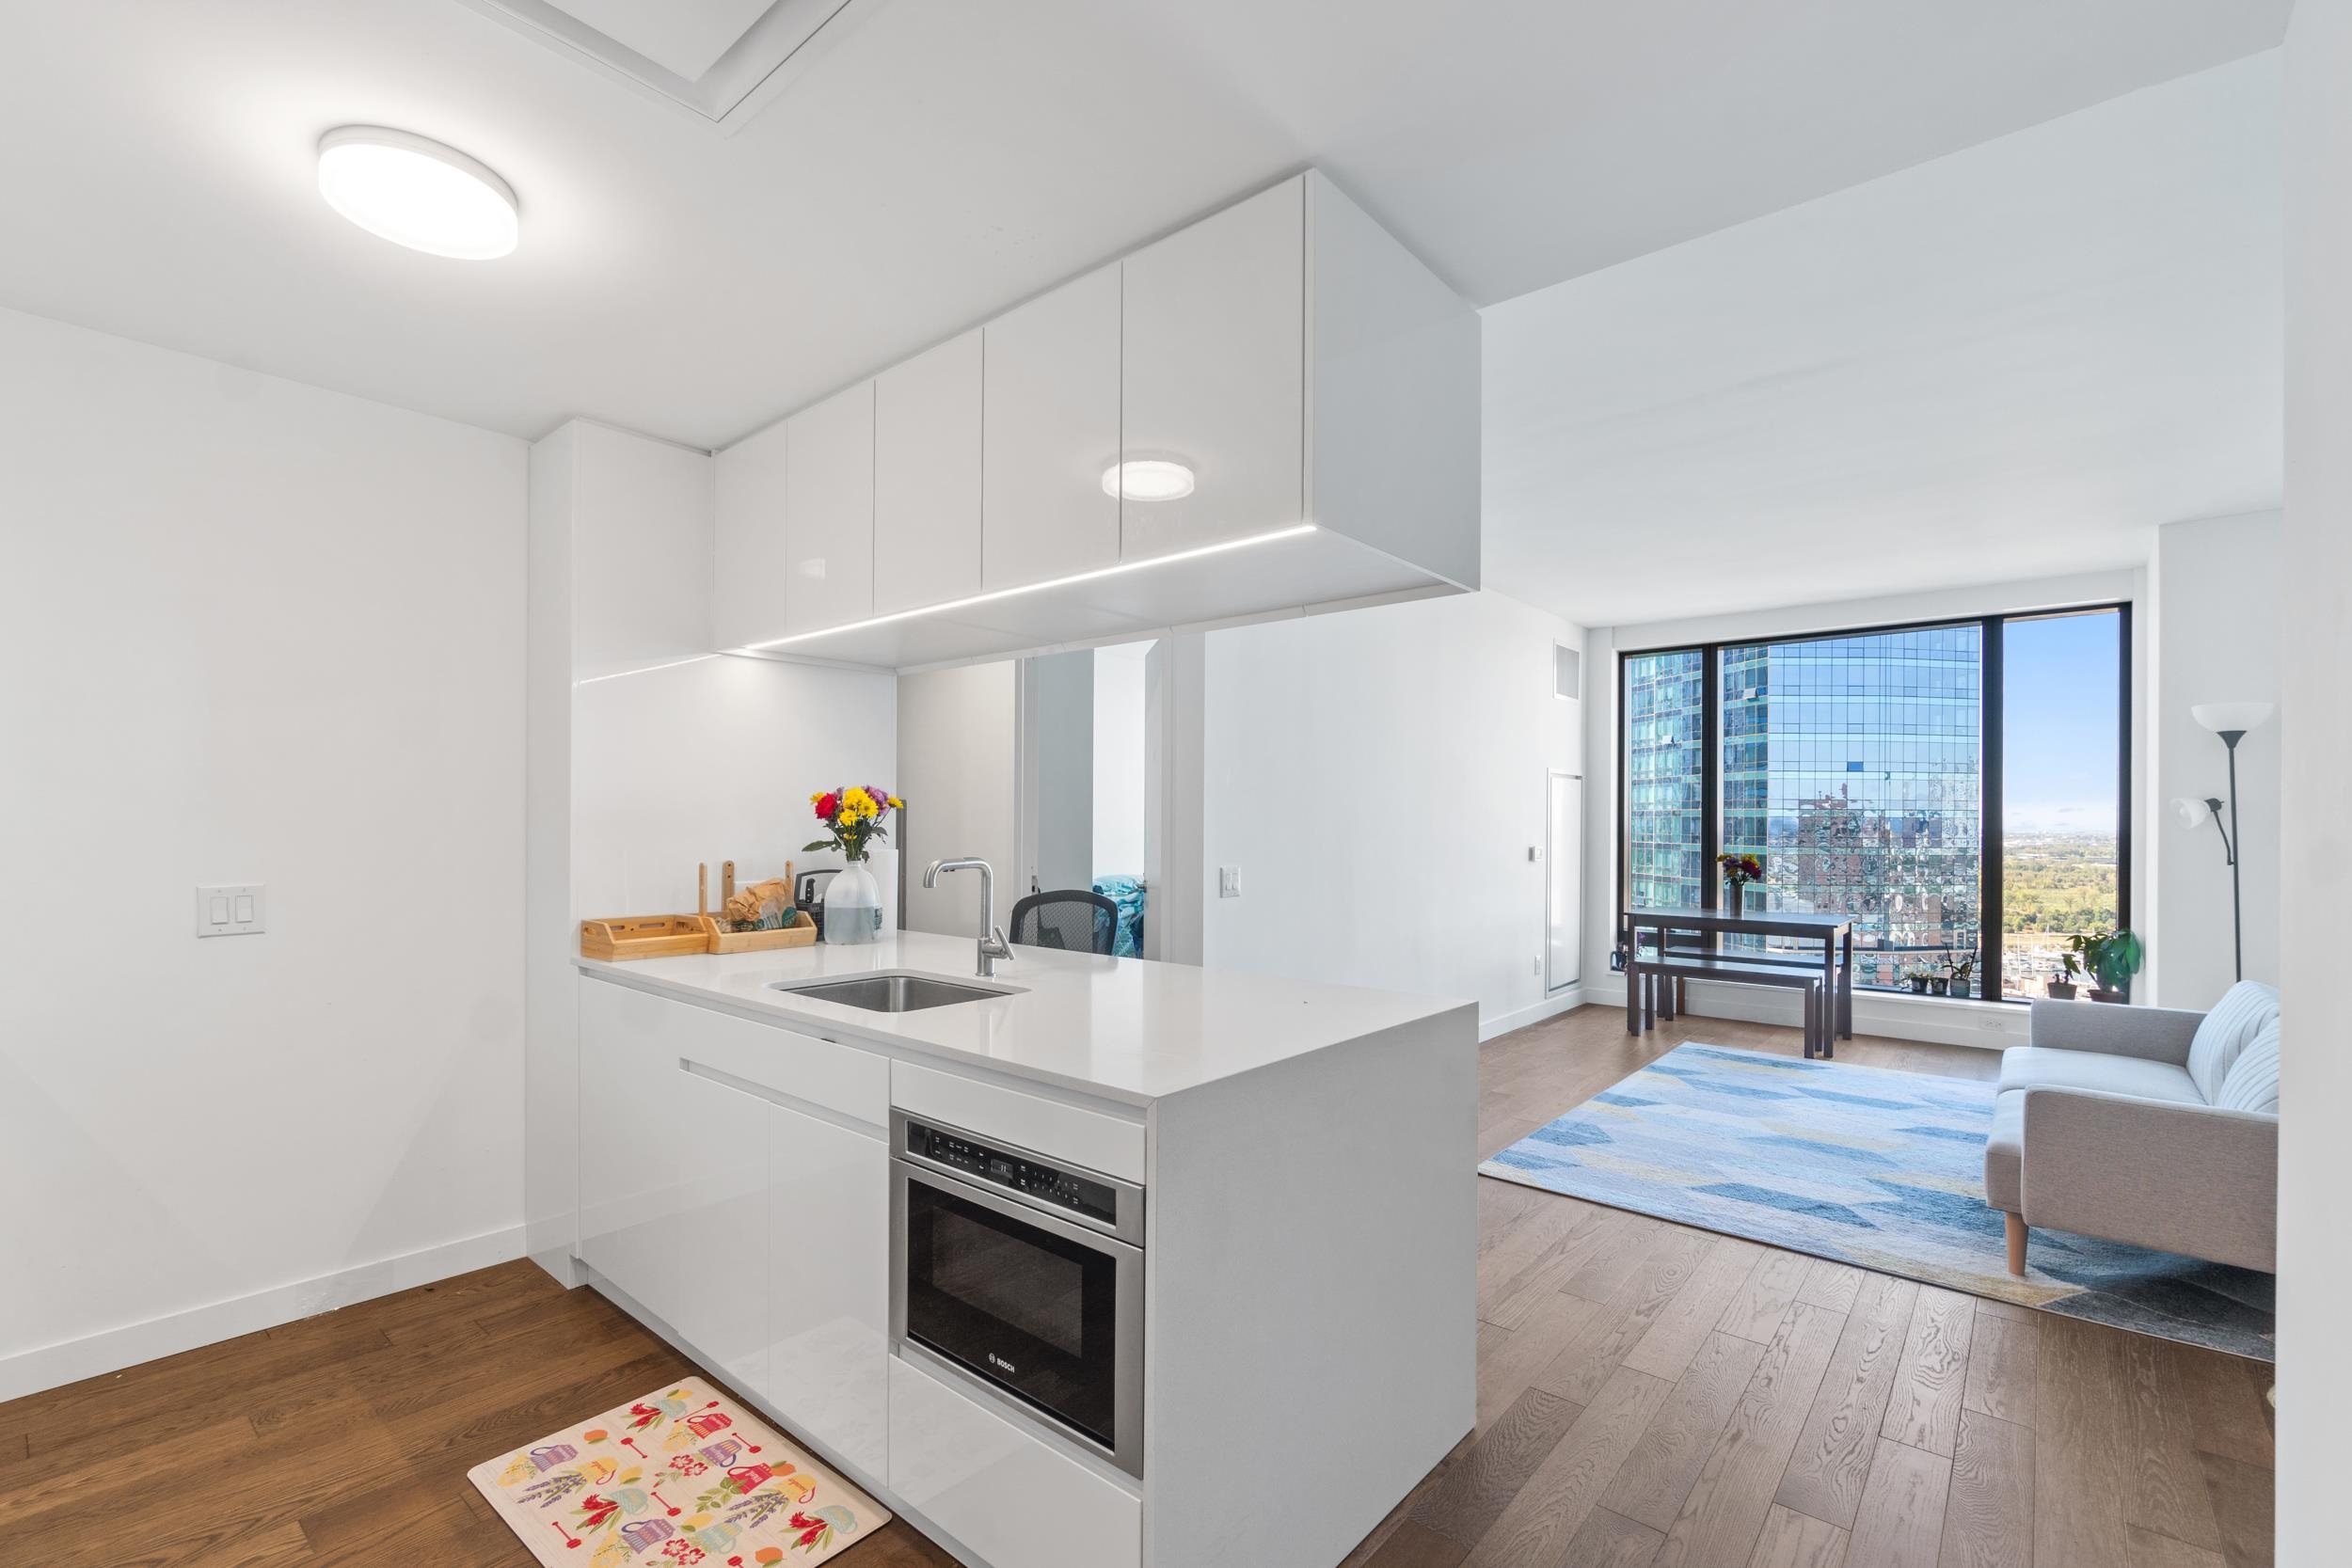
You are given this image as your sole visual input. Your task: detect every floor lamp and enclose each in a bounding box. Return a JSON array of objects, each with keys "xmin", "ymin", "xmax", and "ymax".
[{"xmin": 2173, "ymin": 701, "xmax": 2274, "ymax": 984}]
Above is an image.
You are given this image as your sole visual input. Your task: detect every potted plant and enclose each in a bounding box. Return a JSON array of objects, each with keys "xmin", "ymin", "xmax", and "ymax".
[
  {"xmin": 2047, "ymin": 949, "xmax": 2081, "ymax": 1000},
  {"xmin": 2073, "ymin": 927, "xmax": 2145, "ymax": 1004},
  {"xmin": 1947, "ymin": 952, "xmax": 1976, "ymax": 1000},
  {"xmin": 1905, "ymin": 967, "xmax": 1935, "ymax": 994},
  {"xmin": 1714, "ymin": 851, "xmax": 1764, "ymax": 915}
]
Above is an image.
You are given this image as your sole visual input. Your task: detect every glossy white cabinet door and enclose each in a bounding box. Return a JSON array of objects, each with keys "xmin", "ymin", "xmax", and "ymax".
[
  {"xmin": 1119, "ymin": 177, "xmax": 1304, "ymax": 562},
  {"xmin": 783, "ymin": 381, "xmax": 875, "ymax": 636},
  {"xmin": 666, "ymin": 1056, "xmax": 772, "ymax": 1400},
  {"xmin": 886, "ymin": 1356, "xmax": 1140, "ymax": 1568},
  {"xmin": 874, "ymin": 330, "xmax": 981, "ymax": 615},
  {"xmin": 764, "ymin": 1105, "xmax": 888, "ymax": 1481},
  {"xmin": 577, "ymin": 981, "xmax": 686, "ymax": 1325},
  {"xmin": 713, "ymin": 416, "xmax": 792, "ymax": 649},
  {"xmin": 982, "ymin": 264, "xmax": 1120, "ymax": 592}
]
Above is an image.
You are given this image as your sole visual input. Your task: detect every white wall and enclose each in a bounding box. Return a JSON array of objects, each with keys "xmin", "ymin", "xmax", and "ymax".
[
  {"xmin": 2150, "ymin": 511, "xmax": 2281, "ymax": 1009},
  {"xmin": 0, "ymin": 307, "xmax": 528, "ymax": 1399},
  {"xmin": 573, "ymin": 656, "xmax": 898, "ymax": 923},
  {"xmin": 1091, "ymin": 641, "xmax": 1152, "ymax": 878},
  {"xmin": 1027, "ymin": 651, "xmax": 1094, "ymax": 895},
  {"xmin": 1581, "ymin": 570, "xmax": 2148, "ymax": 1050},
  {"xmin": 1198, "ymin": 592, "xmax": 1582, "ymax": 1037},
  {"xmin": 897, "ymin": 661, "xmax": 1018, "ymax": 937},
  {"xmin": 2280, "ymin": 7, "xmax": 2352, "ymax": 1560}
]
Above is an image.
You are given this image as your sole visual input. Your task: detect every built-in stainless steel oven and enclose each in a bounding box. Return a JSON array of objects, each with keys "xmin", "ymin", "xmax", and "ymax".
[{"xmin": 889, "ymin": 1111, "xmax": 1144, "ymax": 1478}]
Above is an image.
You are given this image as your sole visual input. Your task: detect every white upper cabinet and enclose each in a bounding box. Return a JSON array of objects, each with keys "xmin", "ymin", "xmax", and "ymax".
[
  {"xmin": 982, "ymin": 264, "xmax": 1121, "ymax": 592},
  {"xmin": 713, "ymin": 415, "xmax": 791, "ymax": 649},
  {"xmin": 708, "ymin": 170, "xmax": 1476, "ymax": 670},
  {"xmin": 874, "ymin": 330, "xmax": 982, "ymax": 615},
  {"xmin": 1119, "ymin": 180, "xmax": 1306, "ymax": 563},
  {"xmin": 784, "ymin": 381, "xmax": 876, "ymax": 637}
]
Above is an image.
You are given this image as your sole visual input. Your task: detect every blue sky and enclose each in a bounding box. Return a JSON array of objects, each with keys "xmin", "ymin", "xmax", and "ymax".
[{"xmin": 2003, "ymin": 610, "xmax": 2122, "ymax": 832}]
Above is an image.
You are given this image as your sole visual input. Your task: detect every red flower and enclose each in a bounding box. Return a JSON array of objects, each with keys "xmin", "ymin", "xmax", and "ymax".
[{"xmin": 814, "ymin": 792, "xmax": 838, "ymax": 819}]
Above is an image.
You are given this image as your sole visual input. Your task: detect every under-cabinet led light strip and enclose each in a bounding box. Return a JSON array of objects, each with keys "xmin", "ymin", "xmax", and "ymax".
[
  {"xmin": 730, "ymin": 523, "xmax": 1319, "ymax": 653},
  {"xmin": 572, "ymin": 653, "xmax": 722, "ymax": 687}
]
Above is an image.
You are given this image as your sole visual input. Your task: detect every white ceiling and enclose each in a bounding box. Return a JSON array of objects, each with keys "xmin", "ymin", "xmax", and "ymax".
[
  {"xmin": 1482, "ymin": 55, "xmax": 2284, "ymax": 629},
  {"xmin": 0, "ymin": 0, "xmax": 2289, "ymax": 451}
]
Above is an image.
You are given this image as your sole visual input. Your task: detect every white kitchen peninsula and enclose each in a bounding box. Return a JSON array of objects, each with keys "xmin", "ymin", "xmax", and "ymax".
[{"xmin": 567, "ymin": 931, "xmax": 1475, "ymax": 1568}]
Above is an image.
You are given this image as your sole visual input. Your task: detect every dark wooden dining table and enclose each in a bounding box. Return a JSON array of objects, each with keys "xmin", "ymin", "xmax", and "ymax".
[{"xmin": 1621, "ymin": 906, "xmax": 1855, "ymax": 1055}]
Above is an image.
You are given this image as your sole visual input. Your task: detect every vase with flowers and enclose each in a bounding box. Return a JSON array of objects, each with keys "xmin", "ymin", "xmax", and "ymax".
[
  {"xmin": 805, "ymin": 784, "xmax": 902, "ymax": 945},
  {"xmin": 1714, "ymin": 851, "xmax": 1764, "ymax": 916}
]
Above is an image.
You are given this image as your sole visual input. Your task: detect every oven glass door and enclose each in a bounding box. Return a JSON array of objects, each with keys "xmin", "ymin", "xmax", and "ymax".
[{"xmin": 901, "ymin": 1166, "xmax": 1124, "ymax": 1449}]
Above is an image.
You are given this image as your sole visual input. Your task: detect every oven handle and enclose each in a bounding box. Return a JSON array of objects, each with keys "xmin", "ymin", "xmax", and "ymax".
[{"xmin": 893, "ymin": 1157, "xmax": 1145, "ymax": 1259}]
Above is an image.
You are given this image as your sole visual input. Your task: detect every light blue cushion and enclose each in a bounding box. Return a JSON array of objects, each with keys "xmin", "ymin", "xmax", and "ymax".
[
  {"xmin": 2187, "ymin": 981, "xmax": 2280, "ymax": 1101},
  {"xmin": 2213, "ymin": 1020, "xmax": 2280, "ymax": 1115}
]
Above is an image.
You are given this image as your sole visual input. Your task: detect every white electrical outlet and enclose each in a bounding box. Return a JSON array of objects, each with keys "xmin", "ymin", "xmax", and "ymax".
[
  {"xmin": 195, "ymin": 883, "xmax": 266, "ymax": 937},
  {"xmin": 1217, "ymin": 865, "xmax": 1242, "ymax": 898},
  {"xmin": 1533, "ymin": 954, "xmax": 1544, "ymax": 974}
]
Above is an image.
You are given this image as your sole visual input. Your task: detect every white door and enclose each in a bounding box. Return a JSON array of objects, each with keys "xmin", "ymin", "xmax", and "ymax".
[
  {"xmin": 875, "ymin": 330, "xmax": 982, "ymax": 615},
  {"xmin": 1548, "ymin": 772, "xmax": 1583, "ymax": 991},
  {"xmin": 784, "ymin": 381, "xmax": 876, "ymax": 635},
  {"xmin": 1119, "ymin": 178, "xmax": 1304, "ymax": 562},
  {"xmin": 982, "ymin": 263, "xmax": 1121, "ymax": 592},
  {"xmin": 764, "ymin": 1103, "xmax": 889, "ymax": 1481},
  {"xmin": 713, "ymin": 416, "xmax": 791, "ymax": 649}
]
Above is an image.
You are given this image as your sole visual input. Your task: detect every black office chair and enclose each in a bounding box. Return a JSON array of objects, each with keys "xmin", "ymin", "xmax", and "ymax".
[{"xmin": 1009, "ymin": 889, "xmax": 1118, "ymax": 955}]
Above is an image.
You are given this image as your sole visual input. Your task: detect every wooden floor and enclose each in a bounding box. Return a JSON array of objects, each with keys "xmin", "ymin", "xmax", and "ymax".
[
  {"xmin": 1341, "ymin": 1005, "xmax": 2276, "ymax": 1568},
  {"xmin": 0, "ymin": 1005, "xmax": 2274, "ymax": 1568}
]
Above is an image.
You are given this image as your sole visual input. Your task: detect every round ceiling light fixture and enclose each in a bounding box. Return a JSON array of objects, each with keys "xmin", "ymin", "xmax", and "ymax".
[
  {"xmin": 316, "ymin": 127, "xmax": 518, "ymax": 260},
  {"xmin": 1102, "ymin": 459, "xmax": 1196, "ymax": 502}
]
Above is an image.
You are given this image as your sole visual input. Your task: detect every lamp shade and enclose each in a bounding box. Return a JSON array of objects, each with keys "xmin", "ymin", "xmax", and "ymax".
[
  {"xmin": 2173, "ymin": 796, "xmax": 2215, "ymax": 829},
  {"xmin": 2191, "ymin": 702, "xmax": 2274, "ymax": 735}
]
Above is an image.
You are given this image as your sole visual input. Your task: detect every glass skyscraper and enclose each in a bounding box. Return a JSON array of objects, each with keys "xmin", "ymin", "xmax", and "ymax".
[
  {"xmin": 1717, "ymin": 627, "xmax": 1982, "ymax": 989},
  {"xmin": 1625, "ymin": 650, "xmax": 1706, "ymax": 910}
]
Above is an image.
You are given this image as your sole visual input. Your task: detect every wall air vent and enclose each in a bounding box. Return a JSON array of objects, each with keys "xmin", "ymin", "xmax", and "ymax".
[
  {"xmin": 453, "ymin": 0, "xmax": 877, "ymax": 132},
  {"xmin": 1554, "ymin": 642, "xmax": 1582, "ymax": 702}
]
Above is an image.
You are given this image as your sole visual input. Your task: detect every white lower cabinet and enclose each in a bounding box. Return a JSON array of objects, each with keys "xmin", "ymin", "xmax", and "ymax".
[
  {"xmin": 578, "ymin": 980, "xmax": 890, "ymax": 1487},
  {"xmin": 761, "ymin": 1101, "xmax": 889, "ymax": 1482},
  {"xmin": 579, "ymin": 980, "xmax": 688, "ymax": 1326},
  {"xmin": 887, "ymin": 1355, "xmax": 1141, "ymax": 1568},
  {"xmin": 667, "ymin": 1061, "xmax": 771, "ymax": 1398}
]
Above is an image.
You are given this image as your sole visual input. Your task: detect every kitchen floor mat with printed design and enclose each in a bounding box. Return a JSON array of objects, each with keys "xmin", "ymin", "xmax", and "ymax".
[{"xmin": 467, "ymin": 1374, "xmax": 889, "ymax": 1566}]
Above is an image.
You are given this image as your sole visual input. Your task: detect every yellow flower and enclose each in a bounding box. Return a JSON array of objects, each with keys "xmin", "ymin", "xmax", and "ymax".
[{"xmin": 887, "ymin": 797, "xmax": 904, "ymax": 809}]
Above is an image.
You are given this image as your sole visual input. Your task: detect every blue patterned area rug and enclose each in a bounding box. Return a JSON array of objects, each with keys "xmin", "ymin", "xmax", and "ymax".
[{"xmin": 1480, "ymin": 1043, "xmax": 2274, "ymax": 1361}]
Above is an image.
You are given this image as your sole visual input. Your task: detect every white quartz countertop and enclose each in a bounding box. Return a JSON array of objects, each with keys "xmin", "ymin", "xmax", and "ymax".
[{"xmin": 575, "ymin": 930, "xmax": 1471, "ymax": 1107}]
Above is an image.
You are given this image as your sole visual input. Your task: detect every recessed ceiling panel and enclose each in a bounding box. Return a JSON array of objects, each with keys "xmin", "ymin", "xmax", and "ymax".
[{"xmin": 454, "ymin": 0, "xmax": 872, "ymax": 128}]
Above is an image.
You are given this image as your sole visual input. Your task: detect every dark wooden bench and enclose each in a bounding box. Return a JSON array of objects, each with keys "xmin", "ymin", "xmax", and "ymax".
[{"xmin": 1629, "ymin": 950, "xmax": 1836, "ymax": 1057}]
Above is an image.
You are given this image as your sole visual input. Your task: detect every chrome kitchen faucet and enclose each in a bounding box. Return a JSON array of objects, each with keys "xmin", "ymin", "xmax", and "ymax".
[{"xmin": 923, "ymin": 857, "xmax": 1013, "ymax": 978}]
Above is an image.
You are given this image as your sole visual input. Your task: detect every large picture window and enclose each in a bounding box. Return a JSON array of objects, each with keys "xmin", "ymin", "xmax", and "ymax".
[{"xmin": 1616, "ymin": 608, "xmax": 2127, "ymax": 1001}]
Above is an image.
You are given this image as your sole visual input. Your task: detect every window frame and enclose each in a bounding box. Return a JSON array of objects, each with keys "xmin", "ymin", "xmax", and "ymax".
[{"xmin": 1613, "ymin": 603, "xmax": 2132, "ymax": 1003}]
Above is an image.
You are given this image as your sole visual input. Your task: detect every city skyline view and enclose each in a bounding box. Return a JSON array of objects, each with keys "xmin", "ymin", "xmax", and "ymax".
[{"xmin": 1625, "ymin": 609, "xmax": 2123, "ymax": 998}]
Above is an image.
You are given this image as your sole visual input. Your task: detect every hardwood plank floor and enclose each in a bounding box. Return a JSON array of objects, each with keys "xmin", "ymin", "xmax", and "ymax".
[{"xmin": 0, "ymin": 1003, "xmax": 2274, "ymax": 1568}]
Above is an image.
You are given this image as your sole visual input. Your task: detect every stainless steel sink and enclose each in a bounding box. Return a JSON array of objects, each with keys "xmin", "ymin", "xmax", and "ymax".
[{"xmin": 770, "ymin": 972, "xmax": 1017, "ymax": 1013}]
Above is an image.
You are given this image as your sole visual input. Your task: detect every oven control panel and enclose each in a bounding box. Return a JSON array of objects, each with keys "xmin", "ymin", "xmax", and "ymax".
[{"xmin": 905, "ymin": 1121, "xmax": 1120, "ymax": 1227}]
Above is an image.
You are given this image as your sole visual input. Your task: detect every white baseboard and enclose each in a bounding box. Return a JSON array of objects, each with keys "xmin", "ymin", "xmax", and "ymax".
[
  {"xmin": 1571, "ymin": 975, "xmax": 2020, "ymax": 1051},
  {"xmin": 1482, "ymin": 986, "xmax": 1585, "ymax": 1041},
  {"xmin": 0, "ymin": 1223, "xmax": 527, "ymax": 1404}
]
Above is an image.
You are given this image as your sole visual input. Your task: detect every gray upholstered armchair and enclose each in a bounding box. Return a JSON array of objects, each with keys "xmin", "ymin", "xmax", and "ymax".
[{"xmin": 1983, "ymin": 982, "xmax": 2279, "ymax": 1275}]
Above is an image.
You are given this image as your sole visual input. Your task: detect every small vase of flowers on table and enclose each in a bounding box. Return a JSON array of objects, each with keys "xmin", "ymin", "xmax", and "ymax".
[
  {"xmin": 805, "ymin": 784, "xmax": 903, "ymax": 945},
  {"xmin": 1715, "ymin": 851, "xmax": 1764, "ymax": 916}
]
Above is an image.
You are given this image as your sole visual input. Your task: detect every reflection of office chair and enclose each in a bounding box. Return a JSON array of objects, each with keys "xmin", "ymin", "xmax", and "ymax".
[
  {"xmin": 796, "ymin": 868, "xmax": 837, "ymax": 926},
  {"xmin": 1009, "ymin": 890, "xmax": 1118, "ymax": 955}
]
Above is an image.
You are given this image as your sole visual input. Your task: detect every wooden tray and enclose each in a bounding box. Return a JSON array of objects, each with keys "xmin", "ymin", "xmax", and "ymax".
[
  {"xmin": 700, "ymin": 910, "xmax": 818, "ymax": 954},
  {"xmin": 580, "ymin": 915, "xmax": 708, "ymax": 961}
]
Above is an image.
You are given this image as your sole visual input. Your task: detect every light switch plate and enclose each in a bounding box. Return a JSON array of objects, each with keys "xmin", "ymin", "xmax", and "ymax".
[
  {"xmin": 1217, "ymin": 865, "xmax": 1242, "ymax": 898},
  {"xmin": 196, "ymin": 883, "xmax": 266, "ymax": 937}
]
